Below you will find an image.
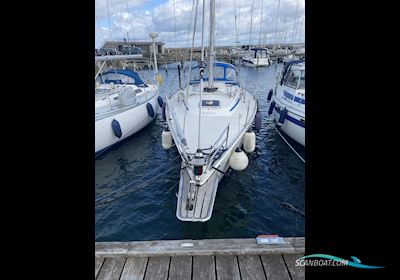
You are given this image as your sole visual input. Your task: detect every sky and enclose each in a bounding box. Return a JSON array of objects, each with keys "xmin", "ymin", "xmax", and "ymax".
[{"xmin": 95, "ymin": 0, "xmax": 305, "ymax": 48}]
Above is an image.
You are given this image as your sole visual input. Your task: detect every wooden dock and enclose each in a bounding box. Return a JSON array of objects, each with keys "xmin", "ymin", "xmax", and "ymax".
[{"xmin": 95, "ymin": 237, "xmax": 304, "ymax": 280}]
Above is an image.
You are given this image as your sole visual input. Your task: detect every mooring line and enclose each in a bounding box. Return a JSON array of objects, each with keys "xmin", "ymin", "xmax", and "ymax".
[{"xmin": 273, "ymin": 125, "xmax": 305, "ymax": 163}]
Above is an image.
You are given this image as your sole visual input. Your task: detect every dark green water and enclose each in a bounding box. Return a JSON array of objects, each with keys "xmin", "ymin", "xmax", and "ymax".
[{"xmin": 95, "ymin": 62, "xmax": 304, "ymax": 241}]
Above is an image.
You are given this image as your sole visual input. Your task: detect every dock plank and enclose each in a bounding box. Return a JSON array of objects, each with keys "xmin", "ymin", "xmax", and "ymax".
[
  {"xmin": 96, "ymin": 237, "xmax": 305, "ymax": 257},
  {"xmin": 168, "ymin": 256, "xmax": 192, "ymax": 280},
  {"xmin": 237, "ymin": 255, "xmax": 266, "ymax": 280},
  {"xmin": 260, "ymin": 254, "xmax": 291, "ymax": 280},
  {"xmin": 143, "ymin": 256, "xmax": 170, "ymax": 280},
  {"xmin": 95, "ymin": 257, "xmax": 105, "ymax": 278},
  {"xmin": 97, "ymin": 257, "xmax": 126, "ymax": 280},
  {"xmin": 95, "ymin": 238, "xmax": 305, "ymax": 280},
  {"xmin": 215, "ymin": 255, "xmax": 240, "ymax": 280},
  {"xmin": 283, "ymin": 254, "xmax": 305, "ymax": 280},
  {"xmin": 192, "ymin": 255, "xmax": 216, "ymax": 280},
  {"xmin": 120, "ymin": 257, "xmax": 148, "ymax": 280}
]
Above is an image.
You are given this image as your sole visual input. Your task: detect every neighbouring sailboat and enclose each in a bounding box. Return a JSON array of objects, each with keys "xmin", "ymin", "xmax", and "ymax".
[{"xmin": 95, "ymin": 53, "xmax": 162, "ymax": 156}]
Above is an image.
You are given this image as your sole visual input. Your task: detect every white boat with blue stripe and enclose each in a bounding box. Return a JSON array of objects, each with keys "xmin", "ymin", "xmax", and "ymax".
[
  {"xmin": 268, "ymin": 60, "xmax": 305, "ymax": 146},
  {"xmin": 165, "ymin": 60, "xmax": 259, "ymax": 222},
  {"xmin": 95, "ymin": 69, "xmax": 160, "ymax": 155}
]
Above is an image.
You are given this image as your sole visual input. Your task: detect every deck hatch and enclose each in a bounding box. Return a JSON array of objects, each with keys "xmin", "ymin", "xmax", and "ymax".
[{"xmin": 202, "ymin": 100, "xmax": 220, "ymax": 107}]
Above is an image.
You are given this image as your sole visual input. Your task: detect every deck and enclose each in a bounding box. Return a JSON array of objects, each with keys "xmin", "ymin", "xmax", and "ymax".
[{"xmin": 95, "ymin": 237, "xmax": 305, "ymax": 280}]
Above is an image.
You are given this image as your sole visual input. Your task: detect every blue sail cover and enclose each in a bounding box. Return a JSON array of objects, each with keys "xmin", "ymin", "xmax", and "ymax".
[
  {"xmin": 98, "ymin": 69, "xmax": 146, "ymax": 86},
  {"xmin": 190, "ymin": 61, "xmax": 238, "ymax": 84}
]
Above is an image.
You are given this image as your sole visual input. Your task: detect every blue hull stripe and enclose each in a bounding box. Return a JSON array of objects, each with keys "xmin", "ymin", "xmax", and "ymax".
[
  {"xmin": 283, "ymin": 90, "xmax": 305, "ymax": 104},
  {"xmin": 274, "ymin": 107, "xmax": 305, "ymax": 128},
  {"xmin": 229, "ymin": 98, "xmax": 241, "ymax": 111}
]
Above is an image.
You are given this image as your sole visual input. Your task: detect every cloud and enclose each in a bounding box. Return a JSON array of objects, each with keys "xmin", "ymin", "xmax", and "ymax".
[{"xmin": 95, "ymin": 0, "xmax": 305, "ymax": 48}]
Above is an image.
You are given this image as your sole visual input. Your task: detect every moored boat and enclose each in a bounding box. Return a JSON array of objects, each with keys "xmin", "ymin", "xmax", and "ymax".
[{"xmin": 268, "ymin": 60, "xmax": 305, "ymax": 146}]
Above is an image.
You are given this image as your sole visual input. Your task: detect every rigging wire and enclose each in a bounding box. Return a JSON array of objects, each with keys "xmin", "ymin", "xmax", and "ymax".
[
  {"xmin": 273, "ymin": 0, "xmax": 280, "ymax": 48},
  {"xmin": 183, "ymin": 0, "xmax": 200, "ymax": 134},
  {"xmin": 258, "ymin": 0, "xmax": 264, "ymax": 46},
  {"xmin": 249, "ymin": 0, "xmax": 255, "ymax": 45},
  {"xmin": 124, "ymin": 0, "xmax": 135, "ymax": 41},
  {"xmin": 291, "ymin": 0, "xmax": 300, "ymax": 45},
  {"xmin": 95, "ymin": 15, "xmax": 106, "ymax": 44},
  {"xmin": 215, "ymin": 0, "xmax": 221, "ymax": 47},
  {"xmin": 233, "ymin": 0, "xmax": 239, "ymax": 43},
  {"xmin": 298, "ymin": 16, "xmax": 305, "ymax": 44},
  {"xmin": 173, "ymin": 0, "xmax": 178, "ymax": 61},
  {"xmin": 197, "ymin": 0, "xmax": 206, "ymax": 150},
  {"xmin": 183, "ymin": 0, "xmax": 196, "ymax": 64},
  {"xmin": 105, "ymin": 0, "xmax": 114, "ymax": 40},
  {"xmin": 237, "ymin": 0, "xmax": 241, "ymax": 43},
  {"xmin": 280, "ymin": 11, "xmax": 287, "ymax": 47}
]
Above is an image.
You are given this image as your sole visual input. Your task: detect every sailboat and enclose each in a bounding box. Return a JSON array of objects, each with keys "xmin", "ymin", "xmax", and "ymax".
[
  {"xmin": 163, "ymin": 0, "xmax": 259, "ymax": 222},
  {"xmin": 95, "ymin": 54, "xmax": 161, "ymax": 155}
]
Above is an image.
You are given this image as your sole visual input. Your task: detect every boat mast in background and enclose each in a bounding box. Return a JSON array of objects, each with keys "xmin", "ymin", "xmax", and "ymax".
[
  {"xmin": 149, "ymin": 32, "xmax": 162, "ymax": 86},
  {"xmin": 274, "ymin": 0, "xmax": 280, "ymax": 50},
  {"xmin": 207, "ymin": 0, "xmax": 216, "ymax": 89}
]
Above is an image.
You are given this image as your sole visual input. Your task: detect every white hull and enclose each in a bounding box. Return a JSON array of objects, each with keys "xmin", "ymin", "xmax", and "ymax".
[
  {"xmin": 270, "ymin": 83, "xmax": 305, "ymax": 146},
  {"xmin": 167, "ymin": 79, "xmax": 257, "ymax": 222},
  {"xmin": 242, "ymin": 58, "xmax": 270, "ymax": 67},
  {"xmin": 176, "ymin": 132, "xmax": 246, "ymax": 222},
  {"xmin": 95, "ymin": 90, "xmax": 158, "ymax": 153},
  {"xmin": 272, "ymin": 103, "xmax": 305, "ymax": 146},
  {"xmin": 269, "ymin": 61, "xmax": 305, "ymax": 146},
  {"xmin": 282, "ymin": 55, "xmax": 300, "ymax": 63}
]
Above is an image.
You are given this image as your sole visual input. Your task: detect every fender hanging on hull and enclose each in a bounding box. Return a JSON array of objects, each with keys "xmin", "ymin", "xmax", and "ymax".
[
  {"xmin": 162, "ymin": 103, "xmax": 166, "ymax": 121},
  {"xmin": 157, "ymin": 96, "xmax": 164, "ymax": 108},
  {"xmin": 268, "ymin": 101, "xmax": 275, "ymax": 115},
  {"xmin": 111, "ymin": 119, "xmax": 122, "ymax": 138},
  {"xmin": 267, "ymin": 89, "xmax": 273, "ymax": 101},
  {"xmin": 146, "ymin": 103, "xmax": 155, "ymax": 118},
  {"xmin": 279, "ymin": 107, "xmax": 288, "ymax": 124}
]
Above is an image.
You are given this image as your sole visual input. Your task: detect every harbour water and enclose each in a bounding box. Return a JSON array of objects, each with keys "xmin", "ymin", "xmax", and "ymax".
[{"xmin": 95, "ymin": 62, "xmax": 305, "ymax": 241}]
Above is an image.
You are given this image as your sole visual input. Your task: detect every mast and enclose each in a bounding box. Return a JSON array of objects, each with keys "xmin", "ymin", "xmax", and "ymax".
[
  {"xmin": 273, "ymin": 0, "xmax": 280, "ymax": 50},
  {"xmin": 105, "ymin": 0, "xmax": 114, "ymax": 40},
  {"xmin": 259, "ymin": 0, "xmax": 264, "ymax": 46},
  {"xmin": 208, "ymin": 0, "xmax": 216, "ymax": 88},
  {"xmin": 291, "ymin": 0, "xmax": 299, "ymax": 46},
  {"xmin": 198, "ymin": 0, "xmax": 206, "ymax": 150},
  {"xmin": 149, "ymin": 32, "xmax": 160, "ymax": 85},
  {"xmin": 249, "ymin": 0, "xmax": 254, "ymax": 46}
]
